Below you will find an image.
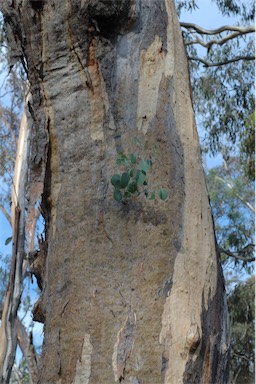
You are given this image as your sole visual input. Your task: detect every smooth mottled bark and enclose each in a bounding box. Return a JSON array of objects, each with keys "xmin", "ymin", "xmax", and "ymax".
[
  {"xmin": 0, "ymin": 101, "xmax": 30, "ymax": 383},
  {"xmin": 1, "ymin": 1, "xmax": 229, "ymax": 383}
]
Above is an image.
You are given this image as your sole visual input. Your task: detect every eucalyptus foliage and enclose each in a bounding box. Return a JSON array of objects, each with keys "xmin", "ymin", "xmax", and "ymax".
[
  {"xmin": 177, "ymin": 0, "xmax": 255, "ymax": 160},
  {"xmin": 214, "ymin": 0, "xmax": 255, "ymax": 22},
  {"xmin": 191, "ymin": 37, "xmax": 254, "ymax": 157},
  {"xmin": 239, "ymin": 111, "xmax": 255, "ymax": 182},
  {"xmin": 111, "ymin": 149, "xmax": 169, "ymax": 203},
  {"xmin": 206, "ymin": 157, "xmax": 255, "ymax": 272},
  {"xmin": 176, "ymin": 0, "xmax": 255, "ymax": 21},
  {"xmin": 228, "ymin": 277, "xmax": 255, "ymax": 384}
]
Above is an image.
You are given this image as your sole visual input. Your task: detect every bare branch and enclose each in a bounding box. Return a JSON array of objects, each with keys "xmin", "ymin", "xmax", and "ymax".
[
  {"xmin": 0, "ymin": 303, "xmax": 39, "ymax": 383},
  {"xmin": 233, "ymin": 352, "xmax": 254, "ymax": 363},
  {"xmin": 16, "ymin": 320, "xmax": 39, "ymax": 383},
  {"xmin": 241, "ymin": 244, "xmax": 255, "ymax": 253},
  {"xmin": 180, "ymin": 22, "xmax": 255, "ymax": 36},
  {"xmin": 0, "ymin": 205, "xmax": 11, "ymax": 226},
  {"xmin": 214, "ymin": 175, "xmax": 255, "ymax": 213},
  {"xmin": 219, "ymin": 247, "xmax": 255, "ymax": 263},
  {"xmin": 187, "ymin": 55, "xmax": 255, "ymax": 67},
  {"xmin": 180, "ymin": 23, "xmax": 255, "ymax": 50},
  {"xmin": 186, "ymin": 31, "xmax": 245, "ymax": 48}
]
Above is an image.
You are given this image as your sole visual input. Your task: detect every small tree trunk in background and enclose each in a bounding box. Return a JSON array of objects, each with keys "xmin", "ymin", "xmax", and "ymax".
[
  {"xmin": 1, "ymin": 1, "xmax": 230, "ymax": 383},
  {"xmin": 0, "ymin": 104, "xmax": 30, "ymax": 383}
]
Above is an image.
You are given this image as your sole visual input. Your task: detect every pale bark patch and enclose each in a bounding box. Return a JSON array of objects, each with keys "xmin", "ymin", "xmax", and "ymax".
[
  {"xmin": 112, "ymin": 312, "xmax": 136, "ymax": 382},
  {"xmin": 158, "ymin": 3, "xmax": 220, "ymax": 381},
  {"xmin": 137, "ymin": 35, "xmax": 165, "ymax": 134},
  {"xmin": 72, "ymin": 333, "xmax": 93, "ymax": 384},
  {"xmin": 87, "ymin": 43, "xmax": 105, "ymax": 141},
  {"xmin": 165, "ymin": 0, "xmax": 176, "ymax": 78},
  {"xmin": 136, "ymin": 10, "xmax": 175, "ymax": 136}
]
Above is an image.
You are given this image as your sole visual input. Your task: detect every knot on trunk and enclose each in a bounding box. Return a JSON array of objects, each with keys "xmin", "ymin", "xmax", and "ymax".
[
  {"xmin": 185, "ymin": 323, "xmax": 201, "ymax": 353},
  {"xmin": 29, "ymin": 236, "xmax": 47, "ymax": 323},
  {"xmin": 29, "ymin": 237, "xmax": 47, "ymax": 290},
  {"xmin": 32, "ymin": 296, "xmax": 46, "ymax": 323}
]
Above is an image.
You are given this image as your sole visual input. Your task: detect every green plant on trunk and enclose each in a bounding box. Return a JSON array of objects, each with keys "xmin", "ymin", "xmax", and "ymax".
[{"xmin": 111, "ymin": 140, "xmax": 169, "ymax": 203}]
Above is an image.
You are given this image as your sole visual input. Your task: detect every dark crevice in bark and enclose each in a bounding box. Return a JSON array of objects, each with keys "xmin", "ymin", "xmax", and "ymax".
[{"xmin": 88, "ymin": 0, "xmax": 138, "ymax": 37}]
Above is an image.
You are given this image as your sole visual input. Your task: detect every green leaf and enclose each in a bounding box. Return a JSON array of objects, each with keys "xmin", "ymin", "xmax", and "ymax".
[
  {"xmin": 116, "ymin": 154, "xmax": 131, "ymax": 167},
  {"xmin": 140, "ymin": 159, "xmax": 151, "ymax": 173},
  {"xmin": 149, "ymin": 192, "xmax": 155, "ymax": 200},
  {"xmin": 111, "ymin": 174, "xmax": 121, "ymax": 189},
  {"xmin": 130, "ymin": 168, "xmax": 134, "ymax": 177},
  {"xmin": 114, "ymin": 189, "xmax": 123, "ymax": 202},
  {"xmin": 5, "ymin": 237, "xmax": 12, "ymax": 246},
  {"xmin": 120, "ymin": 172, "xmax": 130, "ymax": 188},
  {"xmin": 130, "ymin": 153, "xmax": 137, "ymax": 164},
  {"xmin": 136, "ymin": 170, "xmax": 146, "ymax": 186},
  {"xmin": 127, "ymin": 182, "xmax": 137, "ymax": 194},
  {"xmin": 124, "ymin": 191, "xmax": 131, "ymax": 198},
  {"xmin": 158, "ymin": 188, "xmax": 168, "ymax": 201}
]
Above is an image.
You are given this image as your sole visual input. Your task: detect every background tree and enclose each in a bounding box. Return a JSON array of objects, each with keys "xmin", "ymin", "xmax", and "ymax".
[
  {"xmin": 0, "ymin": 43, "xmax": 39, "ymax": 381},
  {"xmin": 228, "ymin": 277, "xmax": 255, "ymax": 384},
  {"xmin": 176, "ymin": 3, "xmax": 255, "ymax": 382},
  {"xmin": 206, "ymin": 157, "xmax": 255, "ymax": 268},
  {"xmin": 178, "ymin": 0, "xmax": 254, "ymax": 160}
]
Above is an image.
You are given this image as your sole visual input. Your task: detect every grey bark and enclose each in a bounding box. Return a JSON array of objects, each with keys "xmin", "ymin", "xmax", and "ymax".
[
  {"xmin": 0, "ymin": 102, "xmax": 30, "ymax": 383},
  {"xmin": 0, "ymin": 1, "xmax": 230, "ymax": 383}
]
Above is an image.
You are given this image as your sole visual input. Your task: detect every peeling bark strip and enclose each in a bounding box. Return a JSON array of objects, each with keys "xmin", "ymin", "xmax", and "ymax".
[
  {"xmin": 112, "ymin": 312, "xmax": 136, "ymax": 382},
  {"xmin": 0, "ymin": 0, "xmax": 230, "ymax": 383},
  {"xmin": 73, "ymin": 334, "xmax": 93, "ymax": 384}
]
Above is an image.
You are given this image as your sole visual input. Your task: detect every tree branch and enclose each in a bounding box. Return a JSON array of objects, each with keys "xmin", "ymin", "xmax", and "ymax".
[
  {"xmin": 214, "ymin": 175, "xmax": 255, "ymax": 212},
  {"xmin": 180, "ymin": 23, "xmax": 255, "ymax": 50},
  {"xmin": 233, "ymin": 352, "xmax": 254, "ymax": 363},
  {"xmin": 16, "ymin": 320, "xmax": 39, "ymax": 384},
  {"xmin": 219, "ymin": 247, "xmax": 255, "ymax": 262},
  {"xmin": 187, "ymin": 55, "xmax": 255, "ymax": 67},
  {"xmin": 0, "ymin": 205, "xmax": 12, "ymax": 226},
  {"xmin": 180, "ymin": 22, "xmax": 255, "ymax": 36},
  {"xmin": 0, "ymin": 303, "xmax": 39, "ymax": 384},
  {"xmin": 185, "ymin": 31, "xmax": 246, "ymax": 48}
]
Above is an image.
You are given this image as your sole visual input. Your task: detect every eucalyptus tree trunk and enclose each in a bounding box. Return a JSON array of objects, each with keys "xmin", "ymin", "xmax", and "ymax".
[
  {"xmin": 0, "ymin": 102, "xmax": 30, "ymax": 383},
  {"xmin": 1, "ymin": 0, "xmax": 229, "ymax": 383}
]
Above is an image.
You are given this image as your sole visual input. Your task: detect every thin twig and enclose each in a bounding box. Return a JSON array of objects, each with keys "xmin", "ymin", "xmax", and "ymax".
[
  {"xmin": 0, "ymin": 205, "xmax": 11, "ymax": 226},
  {"xmin": 219, "ymin": 247, "xmax": 255, "ymax": 262},
  {"xmin": 214, "ymin": 175, "xmax": 255, "ymax": 212},
  {"xmin": 187, "ymin": 55, "xmax": 255, "ymax": 67}
]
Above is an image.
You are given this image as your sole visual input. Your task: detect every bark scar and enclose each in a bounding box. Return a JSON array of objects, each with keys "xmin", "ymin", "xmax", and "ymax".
[
  {"xmin": 112, "ymin": 311, "xmax": 136, "ymax": 382},
  {"xmin": 185, "ymin": 322, "xmax": 201, "ymax": 353}
]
